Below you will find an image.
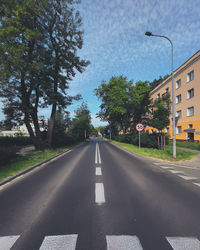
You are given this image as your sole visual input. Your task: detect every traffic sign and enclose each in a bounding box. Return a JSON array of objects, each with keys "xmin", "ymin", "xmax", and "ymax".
[{"xmin": 136, "ymin": 123, "xmax": 144, "ymax": 132}]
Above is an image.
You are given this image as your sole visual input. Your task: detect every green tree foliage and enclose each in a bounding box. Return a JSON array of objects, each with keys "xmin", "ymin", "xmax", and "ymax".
[
  {"xmin": 149, "ymin": 95, "xmax": 170, "ymax": 131},
  {"xmin": 149, "ymin": 74, "xmax": 169, "ymax": 90},
  {"xmin": 95, "ymin": 76, "xmax": 151, "ymax": 134},
  {"xmin": 69, "ymin": 103, "xmax": 92, "ymax": 140},
  {"xmin": 0, "ymin": 0, "xmax": 89, "ymax": 149}
]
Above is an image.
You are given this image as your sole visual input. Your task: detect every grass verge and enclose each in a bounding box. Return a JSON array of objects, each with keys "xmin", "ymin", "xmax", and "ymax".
[
  {"xmin": 106, "ymin": 139, "xmax": 197, "ymax": 161},
  {"xmin": 0, "ymin": 143, "xmax": 80, "ymax": 182},
  {"xmin": 169, "ymin": 141, "xmax": 200, "ymax": 151}
]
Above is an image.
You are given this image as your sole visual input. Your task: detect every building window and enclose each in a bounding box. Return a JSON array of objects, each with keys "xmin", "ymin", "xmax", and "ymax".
[
  {"xmin": 187, "ymin": 70, "xmax": 194, "ymax": 82},
  {"xmin": 188, "ymin": 124, "xmax": 193, "ymax": 129},
  {"xmin": 165, "ymin": 128, "xmax": 169, "ymax": 134},
  {"xmin": 176, "ymin": 94, "xmax": 181, "ymax": 104},
  {"xmin": 187, "ymin": 88, "xmax": 194, "ymax": 99},
  {"xmin": 165, "ymin": 87, "xmax": 169, "ymax": 93},
  {"xmin": 176, "ymin": 79, "xmax": 181, "ymax": 89},
  {"xmin": 176, "ymin": 126, "xmax": 182, "ymax": 134},
  {"xmin": 187, "ymin": 106, "xmax": 194, "ymax": 116},
  {"xmin": 176, "ymin": 110, "xmax": 182, "ymax": 118},
  {"xmin": 156, "ymin": 93, "xmax": 160, "ymax": 99}
]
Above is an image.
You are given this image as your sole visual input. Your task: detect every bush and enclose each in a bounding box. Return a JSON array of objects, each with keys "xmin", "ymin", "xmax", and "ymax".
[
  {"xmin": 0, "ymin": 136, "xmax": 32, "ymax": 147},
  {"xmin": 113, "ymin": 133, "xmax": 169, "ymax": 149},
  {"xmin": 51, "ymin": 134, "xmax": 77, "ymax": 148},
  {"xmin": 0, "ymin": 146, "xmax": 19, "ymax": 167}
]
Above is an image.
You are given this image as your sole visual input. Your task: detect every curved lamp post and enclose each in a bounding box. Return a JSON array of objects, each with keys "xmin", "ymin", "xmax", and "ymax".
[{"xmin": 145, "ymin": 31, "xmax": 176, "ymax": 158}]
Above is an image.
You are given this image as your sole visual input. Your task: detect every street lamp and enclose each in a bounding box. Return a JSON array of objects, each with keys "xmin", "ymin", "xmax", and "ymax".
[{"xmin": 145, "ymin": 31, "xmax": 176, "ymax": 158}]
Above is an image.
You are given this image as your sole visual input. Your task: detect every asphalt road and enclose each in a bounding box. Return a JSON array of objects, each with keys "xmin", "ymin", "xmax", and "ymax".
[{"xmin": 0, "ymin": 137, "xmax": 200, "ymax": 250}]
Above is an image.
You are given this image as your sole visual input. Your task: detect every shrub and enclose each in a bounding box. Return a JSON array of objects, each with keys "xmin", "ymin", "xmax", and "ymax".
[
  {"xmin": 0, "ymin": 136, "xmax": 32, "ymax": 147},
  {"xmin": 0, "ymin": 146, "xmax": 19, "ymax": 167},
  {"xmin": 113, "ymin": 133, "xmax": 169, "ymax": 149}
]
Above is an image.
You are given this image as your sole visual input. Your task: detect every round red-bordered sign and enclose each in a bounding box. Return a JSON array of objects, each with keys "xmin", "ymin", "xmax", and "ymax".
[{"xmin": 136, "ymin": 123, "xmax": 144, "ymax": 132}]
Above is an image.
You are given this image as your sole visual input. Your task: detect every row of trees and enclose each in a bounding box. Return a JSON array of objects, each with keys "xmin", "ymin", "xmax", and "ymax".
[
  {"xmin": 95, "ymin": 76, "xmax": 170, "ymax": 148},
  {"xmin": 0, "ymin": 0, "xmax": 89, "ymax": 149}
]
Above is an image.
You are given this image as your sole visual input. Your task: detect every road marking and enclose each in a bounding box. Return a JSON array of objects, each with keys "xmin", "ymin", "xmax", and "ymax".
[
  {"xmin": 154, "ymin": 163, "xmax": 160, "ymax": 165},
  {"xmin": 177, "ymin": 175, "xmax": 198, "ymax": 180},
  {"xmin": 167, "ymin": 237, "xmax": 200, "ymax": 250},
  {"xmin": 168, "ymin": 170, "xmax": 184, "ymax": 174},
  {"xmin": 96, "ymin": 167, "xmax": 102, "ymax": 176},
  {"xmin": 106, "ymin": 235, "xmax": 143, "ymax": 250},
  {"xmin": 0, "ymin": 235, "xmax": 20, "ymax": 250},
  {"xmin": 95, "ymin": 183, "xmax": 105, "ymax": 205},
  {"xmin": 160, "ymin": 166, "xmax": 174, "ymax": 169},
  {"xmin": 39, "ymin": 235, "xmax": 78, "ymax": 250},
  {"xmin": 95, "ymin": 143, "xmax": 98, "ymax": 164},
  {"xmin": 193, "ymin": 182, "xmax": 200, "ymax": 187},
  {"xmin": 97, "ymin": 143, "xmax": 102, "ymax": 164},
  {"xmin": 95, "ymin": 143, "xmax": 102, "ymax": 164}
]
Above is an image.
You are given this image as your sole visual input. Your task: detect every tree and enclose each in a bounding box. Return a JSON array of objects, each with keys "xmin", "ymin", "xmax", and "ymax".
[
  {"xmin": 149, "ymin": 94, "xmax": 170, "ymax": 149},
  {"xmin": 0, "ymin": 0, "xmax": 89, "ymax": 149},
  {"xmin": 95, "ymin": 76, "xmax": 132, "ymax": 134},
  {"xmin": 95, "ymin": 76, "xmax": 151, "ymax": 134},
  {"xmin": 149, "ymin": 74, "xmax": 169, "ymax": 90},
  {"xmin": 69, "ymin": 102, "xmax": 92, "ymax": 140}
]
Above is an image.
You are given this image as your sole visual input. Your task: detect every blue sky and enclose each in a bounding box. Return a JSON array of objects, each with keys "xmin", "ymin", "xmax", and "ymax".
[{"xmin": 0, "ymin": 0, "xmax": 200, "ymax": 127}]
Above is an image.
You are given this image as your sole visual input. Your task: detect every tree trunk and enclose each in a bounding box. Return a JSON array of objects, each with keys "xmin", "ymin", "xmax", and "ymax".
[{"xmin": 47, "ymin": 102, "xmax": 57, "ymax": 148}]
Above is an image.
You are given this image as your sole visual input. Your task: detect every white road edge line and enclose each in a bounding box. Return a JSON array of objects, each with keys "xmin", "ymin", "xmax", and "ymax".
[
  {"xmin": 168, "ymin": 170, "xmax": 184, "ymax": 174},
  {"xmin": 96, "ymin": 167, "xmax": 102, "ymax": 176},
  {"xmin": 39, "ymin": 234, "xmax": 78, "ymax": 250},
  {"xmin": 95, "ymin": 183, "xmax": 105, "ymax": 205},
  {"xmin": 0, "ymin": 235, "xmax": 20, "ymax": 250}
]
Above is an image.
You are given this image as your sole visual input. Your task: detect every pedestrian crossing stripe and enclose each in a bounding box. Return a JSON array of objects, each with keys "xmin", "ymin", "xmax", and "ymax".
[
  {"xmin": 166, "ymin": 237, "xmax": 200, "ymax": 250},
  {"xmin": 39, "ymin": 234, "xmax": 78, "ymax": 250},
  {"xmin": 0, "ymin": 235, "xmax": 20, "ymax": 250},
  {"xmin": 1, "ymin": 235, "xmax": 200, "ymax": 250},
  {"xmin": 106, "ymin": 235, "xmax": 143, "ymax": 250}
]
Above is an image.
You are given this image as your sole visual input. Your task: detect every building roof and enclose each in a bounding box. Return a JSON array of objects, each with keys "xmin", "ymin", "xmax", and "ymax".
[{"xmin": 151, "ymin": 50, "xmax": 200, "ymax": 95}]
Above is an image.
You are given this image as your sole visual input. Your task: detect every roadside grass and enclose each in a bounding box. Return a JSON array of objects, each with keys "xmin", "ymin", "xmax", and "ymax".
[
  {"xmin": 169, "ymin": 141, "xmax": 200, "ymax": 151},
  {"xmin": 0, "ymin": 143, "xmax": 80, "ymax": 182},
  {"xmin": 105, "ymin": 139, "xmax": 197, "ymax": 161}
]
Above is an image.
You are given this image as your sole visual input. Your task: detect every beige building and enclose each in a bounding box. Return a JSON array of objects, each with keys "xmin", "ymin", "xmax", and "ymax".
[{"xmin": 146, "ymin": 50, "xmax": 200, "ymax": 142}]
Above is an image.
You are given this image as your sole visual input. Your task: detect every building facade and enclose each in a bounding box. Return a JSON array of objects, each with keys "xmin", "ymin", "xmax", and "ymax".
[{"xmin": 146, "ymin": 50, "xmax": 200, "ymax": 142}]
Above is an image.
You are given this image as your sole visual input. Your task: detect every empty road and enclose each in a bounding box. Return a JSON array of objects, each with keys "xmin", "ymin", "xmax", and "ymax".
[{"xmin": 0, "ymin": 137, "xmax": 200, "ymax": 250}]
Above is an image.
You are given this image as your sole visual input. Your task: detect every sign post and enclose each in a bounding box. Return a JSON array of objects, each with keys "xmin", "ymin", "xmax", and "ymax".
[{"xmin": 136, "ymin": 123, "xmax": 144, "ymax": 149}]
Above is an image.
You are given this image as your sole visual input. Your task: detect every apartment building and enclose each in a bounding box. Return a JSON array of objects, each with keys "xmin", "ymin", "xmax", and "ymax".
[{"xmin": 146, "ymin": 50, "xmax": 200, "ymax": 142}]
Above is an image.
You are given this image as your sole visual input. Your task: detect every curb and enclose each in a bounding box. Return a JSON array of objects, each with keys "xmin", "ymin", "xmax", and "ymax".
[{"xmin": 0, "ymin": 143, "xmax": 84, "ymax": 187}]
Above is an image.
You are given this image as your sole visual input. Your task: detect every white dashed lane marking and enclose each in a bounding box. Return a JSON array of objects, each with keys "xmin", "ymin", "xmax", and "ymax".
[
  {"xmin": 95, "ymin": 183, "xmax": 105, "ymax": 205},
  {"xmin": 96, "ymin": 167, "xmax": 102, "ymax": 176},
  {"xmin": 193, "ymin": 182, "xmax": 200, "ymax": 187}
]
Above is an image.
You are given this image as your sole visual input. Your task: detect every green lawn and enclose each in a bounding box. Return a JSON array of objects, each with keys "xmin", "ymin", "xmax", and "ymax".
[
  {"xmin": 0, "ymin": 144, "xmax": 79, "ymax": 182},
  {"xmin": 106, "ymin": 139, "xmax": 197, "ymax": 161},
  {"xmin": 169, "ymin": 141, "xmax": 200, "ymax": 151}
]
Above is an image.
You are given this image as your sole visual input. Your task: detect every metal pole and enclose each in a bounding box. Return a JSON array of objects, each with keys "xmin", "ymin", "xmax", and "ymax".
[
  {"xmin": 170, "ymin": 42, "xmax": 176, "ymax": 158},
  {"xmin": 145, "ymin": 32, "xmax": 176, "ymax": 158},
  {"xmin": 139, "ymin": 131, "xmax": 141, "ymax": 149}
]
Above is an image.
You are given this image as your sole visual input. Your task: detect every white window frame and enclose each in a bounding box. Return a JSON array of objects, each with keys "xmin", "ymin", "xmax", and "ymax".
[
  {"xmin": 187, "ymin": 70, "xmax": 194, "ymax": 82},
  {"xmin": 176, "ymin": 110, "xmax": 182, "ymax": 118},
  {"xmin": 187, "ymin": 88, "xmax": 194, "ymax": 99},
  {"xmin": 187, "ymin": 106, "xmax": 194, "ymax": 117},
  {"xmin": 176, "ymin": 79, "xmax": 181, "ymax": 89},
  {"xmin": 176, "ymin": 126, "xmax": 182, "ymax": 134},
  {"xmin": 176, "ymin": 94, "xmax": 181, "ymax": 104}
]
